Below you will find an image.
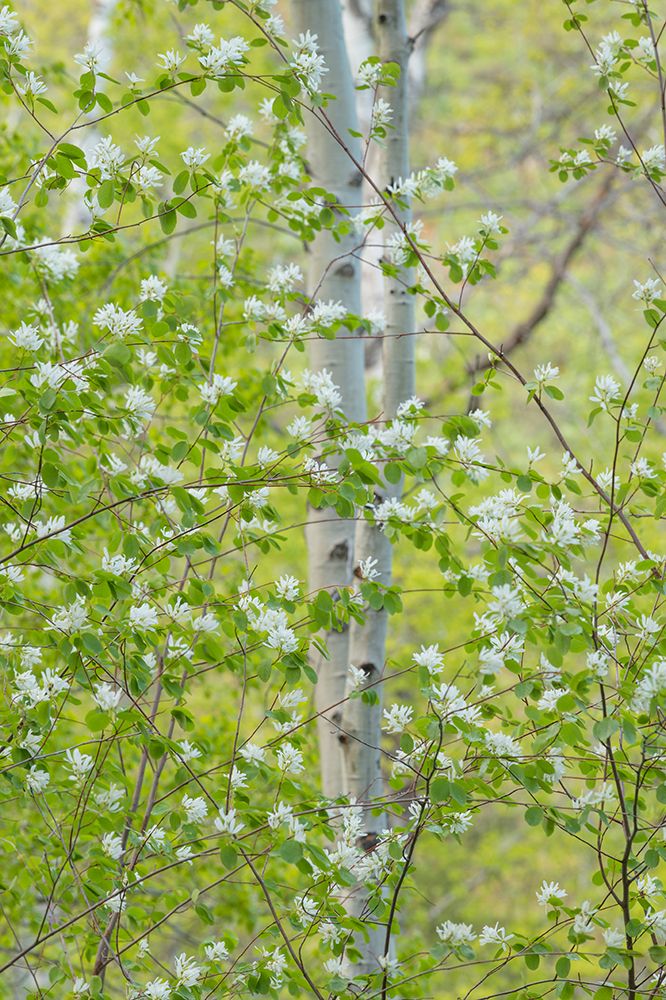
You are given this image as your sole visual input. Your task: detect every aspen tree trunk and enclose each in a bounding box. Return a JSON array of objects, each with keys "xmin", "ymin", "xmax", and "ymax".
[
  {"xmin": 292, "ymin": 0, "xmax": 367, "ymax": 800},
  {"xmin": 342, "ymin": 0, "xmax": 415, "ymax": 976}
]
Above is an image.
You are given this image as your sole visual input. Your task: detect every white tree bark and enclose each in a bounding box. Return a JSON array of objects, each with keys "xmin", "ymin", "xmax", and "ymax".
[
  {"xmin": 292, "ymin": 0, "xmax": 367, "ymax": 801},
  {"xmin": 341, "ymin": 0, "xmax": 415, "ymax": 977}
]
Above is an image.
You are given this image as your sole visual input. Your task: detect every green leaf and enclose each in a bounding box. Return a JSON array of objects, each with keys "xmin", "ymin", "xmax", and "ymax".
[
  {"xmin": 272, "ymin": 94, "xmax": 290, "ymax": 119},
  {"xmin": 556, "ymin": 957, "xmax": 570, "ymax": 979},
  {"xmin": 85, "ymin": 710, "xmax": 110, "ymax": 732},
  {"xmin": 592, "ymin": 717, "xmax": 620, "ymax": 742},
  {"xmin": 173, "ymin": 170, "xmax": 189, "ymax": 195},
  {"xmin": 385, "ymin": 462, "xmax": 402, "ymax": 484},
  {"xmin": 81, "ymin": 632, "xmax": 103, "ymax": 655},
  {"xmin": 98, "ymin": 179, "xmax": 115, "ymax": 209},
  {"xmin": 175, "ymin": 199, "xmax": 197, "ymax": 219},
  {"xmin": 220, "ymin": 845, "xmax": 237, "ymax": 870},
  {"xmin": 524, "ymin": 806, "xmax": 542, "ymax": 827},
  {"xmin": 279, "ymin": 840, "xmax": 303, "ymax": 864},
  {"xmin": 103, "ymin": 343, "xmax": 131, "ymax": 366},
  {"xmin": 159, "ymin": 206, "xmax": 177, "ymax": 234},
  {"xmin": 430, "ymin": 777, "xmax": 450, "ymax": 802}
]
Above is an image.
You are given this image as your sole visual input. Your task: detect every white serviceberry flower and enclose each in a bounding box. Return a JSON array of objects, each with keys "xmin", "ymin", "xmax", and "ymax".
[
  {"xmin": 93, "ymin": 683, "xmax": 122, "ymax": 712},
  {"xmin": 101, "ymin": 833, "xmax": 124, "ymax": 860},
  {"xmin": 290, "ymin": 31, "xmax": 328, "ymax": 92},
  {"xmin": 453, "ymin": 435, "xmax": 488, "ymax": 481},
  {"xmin": 10, "ymin": 322, "xmax": 43, "ymax": 352},
  {"xmin": 25, "ymin": 766, "xmax": 50, "ymax": 793},
  {"xmin": 136, "ymin": 937, "xmax": 150, "ymax": 958},
  {"xmin": 199, "ymin": 373, "xmax": 237, "ymax": 405},
  {"xmin": 124, "ymin": 385, "xmax": 155, "ymax": 426},
  {"xmin": 72, "ymin": 977, "xmax": 90, "ymax": 996},
  {"xmin": 158, "ymin": 49, "xmax": 185, "ymax": 73},
  {"xmin": 174, "ymin": 845, "xmax": 193, "ymax": 864},
  {"xmin": 181, "ymin": 146, "xmax": 209, "ymax": 168},
  {"xmin": 276, "ymin": 742, "xmax": 304, "ymax": 774},
  {"xmin": 636, "ymin": 874, "xmax": 660, "ymax": 896},
  {"xmin": 377, "ymin": 954, "xmax": 401, "ymax": 977},
  {"xmin": 300, "ymin": 368, "xmax": 343, "ymax": 410},
  {"xmin": 641, "ymin": 144, "xmax": 666, "ymax": 174},
  {"xmin": 178, "ymin": 740, "xmax": 201, "ymax": 762},
  {"xmin": 275, "ymin": 575, "xmax": 299, "ymax": 600},
  {"xmin": 603, "ymin": 927, "xmax": 625, "ymax": 949},
  {"xmin": 238, "ymin": 159, "xmax": 271, "ymax": 189},
  {"xmin": 632, "ymin": 660, "xmax": 666, "ymax": 713},
  {"xmin": 631, "ymin": 457, "xmax": 656, "ymax": 479},
  {"xmin": 488, "ymin": 584, "xmax": 524, "ymax": 620},
  {"xmin": 573, "ymin": 899, "xmax": 597, "ymax": 935},
  {"xmin": 632, "ymin": 278, "xmax": 662, "ymax": 306},
  {"xmin": 594, "ymin": 124, "xmax": 617, "ymax": 144},
  {"xmin": 205, "ymin": 940, "xmax": 229, "ymax": 961},
  {"xmin": 589, "ymin": 374, "xmax": 621, "ymax": 411},
  {"xmin": 635, "ymin": 614, "xmax": 661, "ymax": 640},
  {"xmin": 436, "ymin": 920, "xmax": 477, "ymax": 946},
  {"xmin": 51, "ymin": 596, "xmax": 88, "ymax": 633},
  {"xmin": 533, "ymin": 361, "xmax": 559, "ymax": 385},
  {"xmin": 95, "ymin": 784, "xmax": 125, "ymax": 812},
  {"xmin": 560, "ymin": 451, "xmax": 580, "ymax": 478},
  {"xmin": 187, "ymin": 22, "xmax": 215, "ymax": 46},
  {"xmin": 636, "ymin": 35, "xmax": 655, "ymax": 61},
  {"xmin": 480, "ymin": 210, "xmax": 503, "ymax": 234},
  {"xmin": 143, "ymin": 978, "xmax": 172, "ymax": 999},
  {"xmin": 238, "ymin": 742, "xmax": 266, "ymax": 764},
  {"xmin": 195, "ymin": 612, "xmax": 219, "ymax": 634},
  {"xmin": 20, "ymin": 731, "xmax": 41, "ymax": 756},
  {"xmin": 94, "ymin": 303, "xmax": 143, "ymax": 340},
  {"xmin": 101, "ymin": 549, "xmax": 137, "ymax": 576},
  {"xmin": 65, "ymin": 747, "xmax": 94, "ymax": 784},
  {"xmin": 413, "ymin": 643, "xmax": 444, "ymax": 675},
  {"xmin": 267, "ymin": 801, "xmax": 293, "ymax": 828},
  {"xmin": 587, "ymin": 649, "xmax": 609, "ymax": 680},
  {"xmin": 139, "ymin": 275, "xmax": 168, "ymax": 302},
  {"xmin": 572, "ymin": 782, "xmax": 617, "ymax": 810},
  {"xmin": 324, "ymin": 955, "xmax": 347, "ymax": 976},
  {"xmin": 268, "ymin": 262, "xmax": 303, "ymax": 293},
  {"xmin": 0, "ymin": 6, "xmax": 19, "ymax": 36},
  {"xmin": 226, "ymin": 113, "xmax": 253, "ymax": 140},
  {"xmin": 257, "ymin": 446, "xmax": 279, "ymax": 466},
  {"xmin": 215, "ymin": 807, "xmax": 244, "ymax": 836},
  {"xmin": 479, "ymin": 923, "xmax": 514, "ymax": 949},
  {"xmin": 129, "ymin": 602, "xmax": 158, "ymax": 629},
  {"xmin": 348, "ymin": 663, "xmax": 367, "ymax": 690},
  {"xmin": 447, "ymin": 810, "xmax": 474, "ymax": 835},
  {"xmin": 174, "ymin": 953, "xmax": 202, "ymax": 987},
  {"xmin": 182, "ymin": 794, "xmax": 208, "ymax": 824},
  {"xmin": 358, "ymin": 556, "xmax": 380, "ymax": 581},
  {"xmin": 382, "ymin": 703, "xmax": 413, "ymax": 734},
  {"xmin": 484, "ymin": 731, "xmax": 521, "ymax": 761},
  {"xmin": 74, "ymin": 41, "xmax": 105, "ymax": 72},
  {"xmin": 536, "ymin": 880, "xmax": 567, "ymax": 906},
  {"xmin": 371, "ymin": 97, "xmax": 393, "ymax": 131},
  {"xmin": 616, "ymin": 145, "xmax": 633, "ymax": 166}
]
